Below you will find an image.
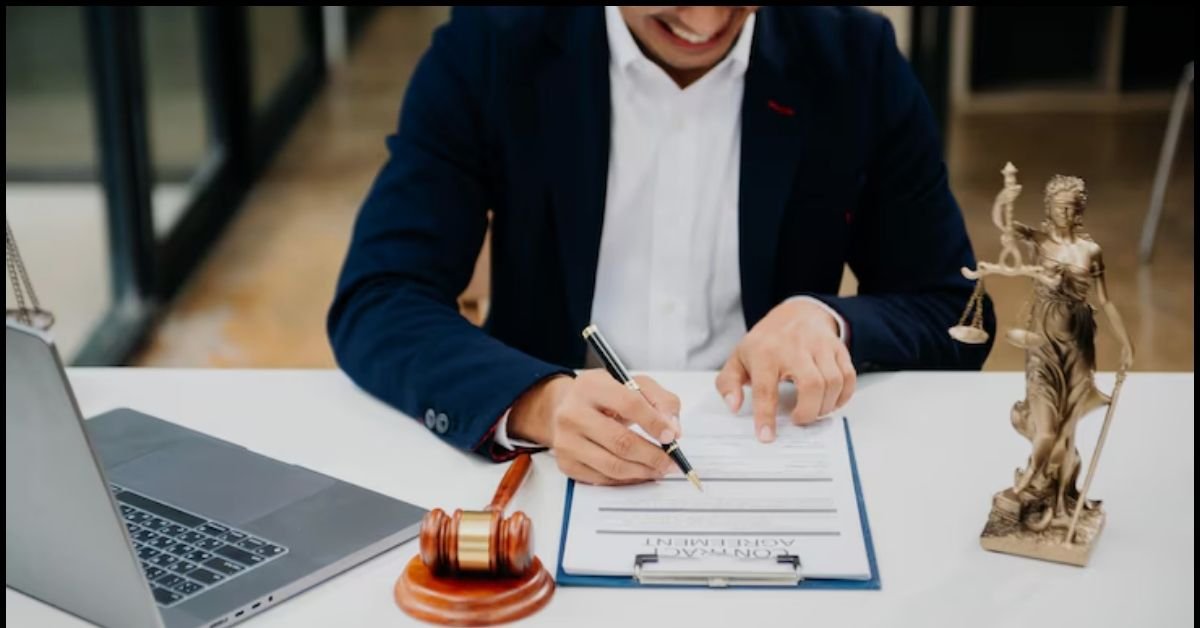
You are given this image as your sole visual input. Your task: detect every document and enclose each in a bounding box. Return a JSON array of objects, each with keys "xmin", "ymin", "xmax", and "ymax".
[{"xmin": 561, "ymin": 392, "xmax": 872, "ymax": 581}]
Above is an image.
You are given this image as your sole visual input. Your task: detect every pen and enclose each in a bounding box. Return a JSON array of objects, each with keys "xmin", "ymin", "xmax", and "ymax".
[{"xmin": 581, "ymin": 324, "xmax": 704, "ymax": 492}]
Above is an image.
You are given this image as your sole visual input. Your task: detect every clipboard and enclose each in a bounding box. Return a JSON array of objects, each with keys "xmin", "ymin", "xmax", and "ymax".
[{"xmin": 554, "ymin": 417, "xmax": 881, "ymax": 589}]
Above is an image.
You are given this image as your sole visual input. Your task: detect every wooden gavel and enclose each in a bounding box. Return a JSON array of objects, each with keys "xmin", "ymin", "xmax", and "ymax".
[{"xmin": 419, "ymin": 453, "xmax": 534, "ymax": 577}]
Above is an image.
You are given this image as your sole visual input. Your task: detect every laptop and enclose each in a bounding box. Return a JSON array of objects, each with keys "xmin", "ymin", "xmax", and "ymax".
[{"xmin": 5, "ymin": 321, "xmax": 426, "ymax": 628}]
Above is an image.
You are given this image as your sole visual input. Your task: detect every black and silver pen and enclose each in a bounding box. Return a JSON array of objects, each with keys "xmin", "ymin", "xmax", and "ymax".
[{"xmin": 581, "ymin": 324, "xmax": 703, "ymax": 492}]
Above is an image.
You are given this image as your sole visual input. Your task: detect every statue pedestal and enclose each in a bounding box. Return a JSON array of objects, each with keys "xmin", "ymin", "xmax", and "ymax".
[{"xmin": 980, "ymin": 490, "xmax": 1105, "ymax": 567}]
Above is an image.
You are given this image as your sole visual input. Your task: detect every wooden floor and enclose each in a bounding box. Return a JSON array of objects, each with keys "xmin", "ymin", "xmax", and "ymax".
[{"xmin": 135, "ymin": 7, "xmax": 1194, "ymax": 372}]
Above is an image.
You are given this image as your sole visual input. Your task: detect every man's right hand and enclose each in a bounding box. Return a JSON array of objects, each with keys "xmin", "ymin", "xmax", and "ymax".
[{"xmin": 507, "ymin": 370, "xmax": 682, "ymax": 485}]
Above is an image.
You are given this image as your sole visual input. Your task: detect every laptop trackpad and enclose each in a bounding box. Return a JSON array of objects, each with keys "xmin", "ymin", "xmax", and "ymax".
[{"xmin": 107, "ymin": 439, "xmax": 333, "ymax": 526}]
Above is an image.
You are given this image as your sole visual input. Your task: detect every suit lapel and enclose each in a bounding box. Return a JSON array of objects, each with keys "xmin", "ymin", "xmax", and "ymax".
[
  {"xmin": 738, "ymin": 13, "xmax": 809, "ymax": 326},
  {"xmin": 538, "ymin": 8, "xmax": 610, "ymax": 355}
]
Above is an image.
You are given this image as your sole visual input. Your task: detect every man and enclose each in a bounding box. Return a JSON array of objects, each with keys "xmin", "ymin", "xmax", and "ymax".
[{"xmin": 328, "ymin": 7, "xmax": 994, "ymax": 485}]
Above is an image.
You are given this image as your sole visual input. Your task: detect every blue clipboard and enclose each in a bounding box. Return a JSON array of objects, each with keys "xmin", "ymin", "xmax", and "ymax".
[{"xmin": 554, "ymin": 417, "xmax": 881, "ymax": 589}]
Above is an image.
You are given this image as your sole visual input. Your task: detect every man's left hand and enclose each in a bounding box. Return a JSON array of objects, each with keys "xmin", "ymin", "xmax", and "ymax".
[{"xmin": 715, "ymin": 299, "xmax": 856, "ymax": 442}]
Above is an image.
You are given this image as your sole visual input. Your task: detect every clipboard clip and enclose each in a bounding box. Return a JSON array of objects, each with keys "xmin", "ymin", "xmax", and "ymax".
[{"xmin": 633, "ymin": 552, "xmax": 803, "ymax": 588}]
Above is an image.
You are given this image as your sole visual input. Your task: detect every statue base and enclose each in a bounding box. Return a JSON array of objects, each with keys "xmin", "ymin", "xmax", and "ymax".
[{"xmin": 979, "ymin": 489, "xmax": 1105, "ymax": 567}]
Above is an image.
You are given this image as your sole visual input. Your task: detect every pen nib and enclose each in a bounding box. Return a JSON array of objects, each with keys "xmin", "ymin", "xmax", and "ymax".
[{"xmin": 687, "ymin": 471, "xmax": 704, "ymax": 492}]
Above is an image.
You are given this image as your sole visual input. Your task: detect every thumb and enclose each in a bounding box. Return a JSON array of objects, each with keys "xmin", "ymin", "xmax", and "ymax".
[{"xmin": 715, "ymin": 355, "xmax": 749, "ymax": 415}]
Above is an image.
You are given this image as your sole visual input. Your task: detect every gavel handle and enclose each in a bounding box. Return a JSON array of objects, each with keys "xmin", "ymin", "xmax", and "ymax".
[{"xmin": 487, "ymin": 453, "xmax": 532, "ymax": 513}]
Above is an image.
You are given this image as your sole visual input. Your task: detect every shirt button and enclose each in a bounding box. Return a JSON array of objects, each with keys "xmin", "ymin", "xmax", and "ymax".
[
  {"xmin": 435, "ymin": 413, "xmax": 449, "ymax": 434},
  {"xmin": 424, "ymin": 409, "xmax": 436, "ymax": 429},
  {"xmin": 662, "ymin": 301, "xmax": 677, "ymax": 315}
]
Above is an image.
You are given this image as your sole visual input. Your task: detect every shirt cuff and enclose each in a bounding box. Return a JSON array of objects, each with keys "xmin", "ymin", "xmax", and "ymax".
[
  {"xmin": 786, "ymin": 296, "xmax": 848, "ymax": 345},
  {"xmin": 493, "ymin": 408, "xmax": 543, "ymax": 451}
]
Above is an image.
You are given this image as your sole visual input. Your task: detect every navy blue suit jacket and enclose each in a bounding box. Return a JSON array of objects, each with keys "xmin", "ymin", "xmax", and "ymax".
[{"xmin": 328, "ymin": 7, "xmax": 995, "ymax": 460}]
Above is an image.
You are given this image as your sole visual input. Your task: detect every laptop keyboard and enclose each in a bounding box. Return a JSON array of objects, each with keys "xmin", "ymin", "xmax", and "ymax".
[{"xmin": 110, "ymin": 484, "xmax": 289, "ymax": 608}]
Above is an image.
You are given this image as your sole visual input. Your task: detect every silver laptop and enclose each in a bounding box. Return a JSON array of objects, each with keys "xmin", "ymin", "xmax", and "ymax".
[{"xmin": 5, "ymin": 321, "xmax": 426, "ymax": 628}]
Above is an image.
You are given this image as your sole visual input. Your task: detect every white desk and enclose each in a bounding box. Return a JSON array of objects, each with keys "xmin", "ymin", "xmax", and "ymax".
[{"xmin": 7, "ymin": 370, "xmax": 1195, "ymax": 627}]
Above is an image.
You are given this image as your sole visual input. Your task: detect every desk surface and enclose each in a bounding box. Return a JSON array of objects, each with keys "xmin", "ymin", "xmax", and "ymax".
[{"xmin": 6, "ymin": 369, "xmax": 1195, "ymax": 627}]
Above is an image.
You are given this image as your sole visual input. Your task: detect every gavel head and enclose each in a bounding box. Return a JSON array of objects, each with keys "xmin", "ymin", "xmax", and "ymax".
[{"xmin": 419, "ymin": 508, "xmax": 532, "ymax": 577}]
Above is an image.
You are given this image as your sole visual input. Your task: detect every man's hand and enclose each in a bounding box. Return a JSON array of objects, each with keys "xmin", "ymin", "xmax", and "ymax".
[
  {"xmin": 715, "ymin": 299, "xmax": 855, "ymax": 442},
  {"xmin": 508, "ymin": 370, "xmax": 682, "ymax": 485}
]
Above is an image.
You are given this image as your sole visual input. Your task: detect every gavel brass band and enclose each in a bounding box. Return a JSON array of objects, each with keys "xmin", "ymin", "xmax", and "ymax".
[{"xmin": 456, "ymin": 511, "xmax": 493, "ymax": 572}]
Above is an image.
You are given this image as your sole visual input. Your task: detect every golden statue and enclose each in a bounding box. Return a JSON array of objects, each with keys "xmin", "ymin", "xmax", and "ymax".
[{"xmin": 951, "ymin": 163, "xmax": 1133, "ymax": 566}]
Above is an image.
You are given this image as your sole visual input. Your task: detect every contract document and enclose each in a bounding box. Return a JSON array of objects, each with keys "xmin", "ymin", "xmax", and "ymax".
[{"xmin": 560, "ymin": 402, "xmax": 873, "ymax": 583}]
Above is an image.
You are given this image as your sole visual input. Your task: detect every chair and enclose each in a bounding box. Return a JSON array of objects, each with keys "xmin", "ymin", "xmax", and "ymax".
[{"xmin": 1139, "ymin": 61, "xmax": 1193, "ymax": 264}]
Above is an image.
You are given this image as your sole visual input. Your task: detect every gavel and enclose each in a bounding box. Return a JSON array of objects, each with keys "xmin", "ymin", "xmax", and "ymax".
[{"xmin": 419, "ymin": 453, "xmax": 534, "ymax": 577}]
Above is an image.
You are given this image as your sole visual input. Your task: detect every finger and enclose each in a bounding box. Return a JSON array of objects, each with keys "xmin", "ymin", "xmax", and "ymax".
[
  {"xmin": 789, "ymin": 357, "xmax": 825, "ymax": 425},
  {"xmin": 634, "ymin": 375, "xmax": 682, "ymax": 435},
  {"xmin": 814, "ymin": 351, "xmax": 844, "ymax": 417},
  {"xmin": 557, "ymin": 457, "xmax": 633, "ymax": 486},
  {"xmin": 749, "ymin": 361, "xmax": 780, "ymax": 442},
  {"xmin": 715, "ymin": 355, "xmax": 749, "ymax": 415},
  {"xmin": 573, "ymin": 434, "xmax": 660, "ymax": 482},
  {"xmin": 582, "ymin": 407, "xmax": 674, "ymax": 475},
  {"xmin": 589, "ymin": 377, "xmax": 677, "ymax": 445},
  {"xmin": 834, "ymin": 347, "xmax": 857, "ymax": 408}
]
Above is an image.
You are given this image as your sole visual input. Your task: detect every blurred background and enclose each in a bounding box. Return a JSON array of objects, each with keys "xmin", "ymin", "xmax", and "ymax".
[{"xmin": 6, "ymin": 6, "xmax": 1193, "ymax": 372}]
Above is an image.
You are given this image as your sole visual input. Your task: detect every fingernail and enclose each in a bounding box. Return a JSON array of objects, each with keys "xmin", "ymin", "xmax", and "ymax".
[
  {"xmin": 724, "ymin": 394, "xmax": 738, "ymax": 413},
  {"xmin": 671, "ymin": 414, "xmax": 682, "ymax": 434},
  {"xmin": 659, "ymin": 429, "xmax": 676, "ymax": 444},
  {"xmin": 758, "ymin": 424, "xmax": 775, "ymax": 443}
]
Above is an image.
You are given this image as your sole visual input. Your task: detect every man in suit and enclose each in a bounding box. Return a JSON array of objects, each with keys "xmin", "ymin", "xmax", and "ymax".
[{"xmin": 328, "ymin": 7, "xmax": 994, "ymax": 485}]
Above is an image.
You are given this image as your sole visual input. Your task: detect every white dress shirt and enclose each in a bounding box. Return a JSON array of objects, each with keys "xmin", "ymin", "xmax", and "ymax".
[
  {"xmin": 588, "ymin": 5, "xmax": 754, "ymax": 372},
  {"xmin": 495, "ymin": 7, "xmax": 842, "ymax": 450}
]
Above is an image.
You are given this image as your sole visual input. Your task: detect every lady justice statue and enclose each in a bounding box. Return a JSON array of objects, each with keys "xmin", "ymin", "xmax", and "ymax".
[{"xmin": 950, "ymin": 163, "xmax": 1134, "ymax": 566}]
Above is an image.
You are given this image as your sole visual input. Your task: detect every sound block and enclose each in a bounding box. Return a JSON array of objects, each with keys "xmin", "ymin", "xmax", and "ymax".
[{"xmin": 395, "ymin": 556, "xmax": 555, "ymax": 626}]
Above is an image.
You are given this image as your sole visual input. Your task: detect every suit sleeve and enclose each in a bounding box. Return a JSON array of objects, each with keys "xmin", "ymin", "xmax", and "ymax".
[
  {"xmin": 802, "ymin": 17, "xmax": 995, "ymax": 371},
  {"xmin": 327, "ymin": 7, "xmax": 570, "ymax": 460}
]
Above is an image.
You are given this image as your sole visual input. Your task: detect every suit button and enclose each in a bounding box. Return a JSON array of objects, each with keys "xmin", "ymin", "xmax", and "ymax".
[
  {"xmin": 435, "ymin": 413, "xmax": 449, "ymax": 434},
  {"xmin": 424, "ymin": 409, "xmax": 436, "ymax": 429}
]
